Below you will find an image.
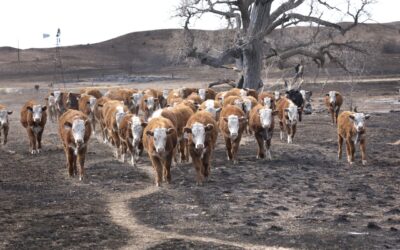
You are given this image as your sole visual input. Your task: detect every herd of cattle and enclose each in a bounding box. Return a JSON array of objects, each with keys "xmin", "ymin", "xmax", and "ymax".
[{"xmin": 0, "ymin": 86, "xmax": 370, "ymax": 186}]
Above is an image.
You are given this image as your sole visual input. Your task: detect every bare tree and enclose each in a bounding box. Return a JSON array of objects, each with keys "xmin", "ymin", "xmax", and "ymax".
[{"xmin": 176, "ymin": 0, "xmax": 374, "ymax": 90}]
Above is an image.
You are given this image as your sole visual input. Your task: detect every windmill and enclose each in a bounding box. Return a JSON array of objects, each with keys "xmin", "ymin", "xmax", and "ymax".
[{"xmin": 53, "ymin": 28, "xmax": 65, "ymax": 88}]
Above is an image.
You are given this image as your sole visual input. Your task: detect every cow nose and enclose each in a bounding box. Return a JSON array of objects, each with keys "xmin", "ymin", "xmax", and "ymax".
[
  {"xmin": 76, "ymin": 139, "xmax": 84, "ymax": 145},
  {"xmin": 34, "ymin": 118, "xmax": 40, "ymax": 123},
  {"xmin": 196, "ymin": 144, "xmax": 204, "ymax": 149},
  {"xmin": 156, "ymin": 147, "xmax": 165, "ymax": 153},
  {"xmin": 231, "ymin": 132, "xmax": 238, "ymax": 137}
]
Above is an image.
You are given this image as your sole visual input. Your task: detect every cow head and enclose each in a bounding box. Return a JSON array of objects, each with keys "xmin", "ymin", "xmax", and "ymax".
[
  {"xmin": 27, "ymin": 105, "xmax": 47, "ymax": 123},
  {"xmin": 88, "ymin": 96, "xmax": 97, "ymax": 113},
  {"xmin": 198, "ymin": 88, "xmax": 206, "ymax": 101},
  {"xmin": 274, "ymin": 91, "xmax": 281, "ymax": 101},
  {"xmin": 64, "ymin": 119, "xmax": 87, "ymax": 147},
  {"xmin": 0, "ymin": 109, "xmax": 13, "ymax": 127},
  {"xmin": 326, "ymin": 91, "xmax": 337, "ymax": 106},
  {"xmin": 146, "ymin": 127, "xmax": 175, "ymax": 153},
  {"xmin": 349, "ymin": 113, "xmax": 370, "ymax": 133},
  {"xmin": 47, "ymin": 95, "xmax": 56, "ymax": 106},
  {"xmin": 184, "ymin": 122, "xmax": 214, "ymax": 150},
  {"xmin": 233, "ymin": 99, "xmax": 244, "ymax": 110},
  {"xmin": 263, "ymin": 97, "xmax": 272, "ymax": 108},
  {"xmin": 242, "ymin": 98, "xmax": 253, "ymax": 114},
  {"xmin": 259, "ymin": 107, "xmax": 277, "ymax": 129},
  {"xmin": 223, "ymin": 115, "xmax": 246, "ymax": 140},
  {"xmin": 239, "ymin": 89, "xmax": 247, "ymax": 97},
  {"xmin": 162, "ymin": 89, "xmax": 170, "ymax": 99},
  {"xmin": 115, "ymin": 106, "xmax": 126, "ymax": 129},
  {"xmin": 144, "ymin": 96, "xmax": 157, "ymax": 111},
  {"xmin": 130, "ymin": 116, "xmax": 146, "ymax": 145},
  {"xmin": 203, "ymin": 100, "xmax": 221, "ymax": 119},
  {"xmin": 131, "ymin": 92, "xmax": 143, "ymax": 106},
  {"xmin": 284, "ymin": 104, "xmax": 299, "ymax": 124},
  {"xmin": 53, "ymin": 91, "xmax": 61, "ymax": 102}
]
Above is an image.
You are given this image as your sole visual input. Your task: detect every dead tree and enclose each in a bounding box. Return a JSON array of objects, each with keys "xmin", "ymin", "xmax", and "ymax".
[{"xmin": 177, "ymin": 0, "xmax": 373, "ymax": 90}]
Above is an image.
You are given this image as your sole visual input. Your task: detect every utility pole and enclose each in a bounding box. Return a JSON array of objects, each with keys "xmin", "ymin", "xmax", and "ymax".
[
  {"xmin": 17, "ymin": 40, "xmax": 20, "ymax": 63},
  {"xmin": 53, "ymin": 28, "xmax": 65, "ymax": 88}
]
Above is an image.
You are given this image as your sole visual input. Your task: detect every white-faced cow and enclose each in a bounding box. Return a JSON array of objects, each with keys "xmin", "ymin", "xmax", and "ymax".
[
  {"xmin": 0, "ymin": 104, "xmax": 13, "ymax": 145},
  {"xmin": 20, "ymin": 100, "xmax": 47, "ymax": 154},
  {"xmin": 277, "ymin": 97, "xmax": 300, "ymax": 144},
  {"xmin": 325, "ymin": 91, "xmax": 343, "ymax": 124}
]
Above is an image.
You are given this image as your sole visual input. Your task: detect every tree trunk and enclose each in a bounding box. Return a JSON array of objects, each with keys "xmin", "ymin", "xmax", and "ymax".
[{"xmin": 242, "ymin": 38, "xmax": 263, "ymax": 90}]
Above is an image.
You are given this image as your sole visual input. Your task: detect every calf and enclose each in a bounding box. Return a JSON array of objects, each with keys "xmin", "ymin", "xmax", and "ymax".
[
  {"xmin": 184, "ymin": 111, "xmax": 218, "ymax": 185},
  {"xmin": 277, "ymin": 97, "xmax": 300, "ymax": 144},
  {"xmin": 218, "ymin": 105, "xmax": 247, "ymax": 164},
  {"xmin": 140, "ymin": 94, "xmax": 158, "ymax": 121},
  {"xmin": 20, "ymin": 100, "xmax": 47, "ymax": 154},
  {"xmin": 199, "ymin": 99, "xmax": 222, "ymax": 120},
  {"xmin": 161, "ymin": 89, "xmax": 170, "ymax": 108},
  {"xmin": 102, "ymin": 100, "xmax": 128, "ymax": 160},
  {"xmin": 118, "ymin": 114, "xmax": 147, "ymax": 166},
  {"xmin": 258, "ymin": 92, "xmax": 276, "ymax": 109},
  {"xmin": 78, "ymin": 94, "xmax": 97, "ymax": 135},
  {"xmin": 58, "ymin": 109, "xmax": 92, "ymax": 180},
  {"xmin": 325, "ymin": 91, "xmax": 343, "ymax": 124},
  {"xmin": 143, "ymin": 117, "xmax": 178, "ymax": 186},
  {"xmin": 249, "ymin": 104, "xmax": 277, "ymax": 160},
  {"xmin": 337, "ymin": 111, "xmax": 370, "ymax": 166},
  {"xmin": 45, "ymin": 94, "xmax": 57, "ymax": 122},
  {"xmin": 285, "ymin": 89, "xmax": 304, "ymax": 122},
  {"xmin": 0, "ymin": 104, "xmax": 13, "ymax": 145}
]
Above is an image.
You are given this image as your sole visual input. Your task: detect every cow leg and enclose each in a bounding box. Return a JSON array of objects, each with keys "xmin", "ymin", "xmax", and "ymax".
[
  {"xmin": 202, "ymin": 150, "xmax": 212, "ymax": 180},
  {"xmin": 338, "ymin": 134, "xmax": 344, "ymax": 159},
  {"xmin": 291, "ymin": 125, "xmax": 297, "ymax": 143},
  {"xmin": 179, "ymin": 139, "xmax": 186, "ymax": 163},
  {"xmin": 66, "ymin": 149, "xmax": 74, "ymax": 177},
  {"xmin": 335, "ymin": 107, "xmax": 341, "ymax": 125},
  {"xmin": 163, "ymin": 153, "xmax": 173, "ymax": 184},
  {"xmin": 111, "ymin": 131, "xmax": 121, "ymax": 159},
  {"xmin": 77, "ymin": 148, "xmax": 87, "ymax": 181},
  {"xmin": 120, "ymin": 140, "xmax": 127, "ymax": 163},
  {"xmin": 279, "ymin": 120, "xmax": 284, "ymax": 141},
  {"xmin": 224, "ymin": 137, "xmax": 233, "ymax": 161},
  {"xmin": 37, "ymin": 130, "xmax": 44, "ymax": 153},
  {"xmin": 150, "ymin": 156, "xmax": 163, "ymax": 186},
  {"xmin": 360, "ymin": 138, "xmax": 367, "ymax": 165},
  {"xmin": 3, "ymin": 126, "xmax": 8, "ymax": 145},
  {"xmin": 255, "ymin": 133, "xmax": 265, "ymax": 159},
  {"xmin": 27, "ymin": 128, "xmax": 37, "ymax": 154},
  {"xmin": 265, "ymin": 138, "xmax": 272, "ymax": 160},
  {"xmin": 0, "ymin": 128, "xmax": 2, "ymax": 144},
  {"xmin": 127, "ymin": 141, "xmax": 136, "ymax": 166},
  {"xmin": 286, "ymin": 124, "xmax": 292, "ymax": 144},
  {"xmin": 330, "ymin": 108, "xmax": 335, "ymax": 124},
  {"xmin": 232, "ymin": 136, "xmax": 242, "ymax": 164}
]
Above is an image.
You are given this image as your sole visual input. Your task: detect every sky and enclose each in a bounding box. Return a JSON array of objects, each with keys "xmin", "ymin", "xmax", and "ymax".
[{"xmin": 1, "ymin": 0, "xmax": 398, "ymax": 49}]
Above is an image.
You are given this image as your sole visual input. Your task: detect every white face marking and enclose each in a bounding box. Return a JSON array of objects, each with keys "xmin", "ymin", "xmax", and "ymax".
[
  {"xmin": 227, "ymin": 115, "xmax": 240, "ymax": 139},
  {"xmin": 72, "ymin": 119, "xmax": 85, "ymax": 144},
  {"xmin": 153, "ymin": 128, "xmax": 168, "ymax": 153},
  {"xmin": 204, "ymin": 100, "xmax": 218, "ymax": 118},
  {"xmin": 239, "ymin": 89, "xmax": 247, "ymax": 97},
  {"xmin": 198, "ymin": 89, "xmax": 206, "ymax": 101},
  {"xmin": 300, "ymin": 90, "xmax": 306, "ymax": 101},
  {"xmin": 233, "ymin": 99, "xmax": 243, "ymax": 109},
  {"xmin": 286, "ymin": 104, "xmax": 298, "ymax": 124},
  {"xmin": 329, "ymin": 91, "xmax": 336, "ymax": 104},
  {"xmin": 0, "ymin": 110, "xmax": 10, "ymax": 127},
  {"xmin": 274, "ymin": 91, "xmax": 280, "ymax": 100},
  {"xmin": 53, "ymin": 91, "xmax": 61, "ymax": 102},
  {"xmin": 191, "ymin": 122, "xmax": 206, "ymax": 149},
  {"xmin": 115, "ymin": 106, "xmax": 126, "ymax": 128},
  {"xmin": 146, "ymin": 97, "xmax": 155, "ymax": 110},
  {"xmin": 131, "ymin": 116, "xmax": 143, "ymax": 145},
  {"xmin": 351, "ymin": 113, "xmax": 369, "ymax": 132},
  {"xmin": 178, "ymin": 88, "xmax": 185, "ymax": 98},
  {"xmin": 89, "ymin": 97, "xmax": 96, "ymax": 112},
  {"xmin": 263, "ymin": 97, "xmax": 272, "ymax": 108},
  {"xmin": 132, "ymin": 93, "xmax": 143, "ymax": 106},
  {"xmin": 259, "ymin": 108, "xmax": 273, "ymax": 128},
  {"xmin": 48, "ymin": 96, "xmax": 56, "ymax": 106},
  {"xmin": 243, "ymin": 99, "xmax": 252, "ymax": 113},
  {"xmin": 162, "ymin": 89, "xmax": 169, "ymax": 99},
  {"xmin": 32, "ymin": 105, "xmax": 44, "ymax": 122}
]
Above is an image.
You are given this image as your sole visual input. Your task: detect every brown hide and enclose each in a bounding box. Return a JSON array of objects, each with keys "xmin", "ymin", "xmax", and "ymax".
[
  {"xmin": 118, "ymin": 114, "xmax": 146, "ymax": 166},
  {"xmin": 258, "ymin": 92, "xmax": 276, "ymax": 109},
  {"xmin": 102, "ymin": 100, "xmax": 128, "ymax": 155},
  {"xmin": 80, "ymin": 88, "xmax": 103, "ymax": 99},
  {"xmin": 277, "ymin": 97, "xmax": 297, "ymax": 143},
  {"xmin": 20, "ymin": 100, "xmax": 47, "ymax": 153},
  {"xmin": 0, "ymin": 104, "xmax": 12, "ymax": 145},
  {"xmin": 324, "ymin": 91, "xmax": 343, "ymax": 124}
]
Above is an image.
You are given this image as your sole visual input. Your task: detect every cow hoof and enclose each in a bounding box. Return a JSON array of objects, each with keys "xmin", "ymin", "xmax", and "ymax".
[
  {"xmin": 79, "ymin": 176, "xmax": 83, "ymax": 181},
  {"xmin": 37, "ymin": 149, "xmax": 41, "ymax": 154},
  {"xmin": 349, "ymin": 161, "xmax": 354, "ymax": 166},
  {"xmin": 233, "ymin": 160, "xmax": 238, "ymax": 165},
  {"xmin": 156, "ymin": 183, "xmax": 161, "ymax": 187},
  {"xmin": 31, "ymin": 150, "xmax": 36, "ymax": 155},
  {"xmin": 362, "ymin": 160, "xmax": 367, "ymax": 166}
]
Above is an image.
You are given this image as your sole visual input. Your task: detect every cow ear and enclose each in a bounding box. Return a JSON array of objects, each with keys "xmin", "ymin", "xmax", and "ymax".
[
  {"xmin": 141, "ymin": 122, "xmax": 148, "ymax": 127},
  {"xmin": 205, "ymin": 124, "xmax": 214, "ymax": 131},
  {"xmin": 215, "ymin": 107, "xmax": 222, "ymax": 113},
  {"xmin": 239, "ymin": 116, "xmax": 247, "ymax": 122},
  {"xmin": 349, "ymin": 114, "xmax": 355, "ymax": 120},
  {"xmin": 154, "ymin": 98, "xmax": 158, "ymax": 101},
  {"xmin": 223, "ymin": 117, "xmax": 228, "ymax": 122},
  {"xmin": 325, "ymin": 93, "xmax": 329, "ymax": 96},
  {"xmin": 7, "ymin": 110, "xmax": 13, "ymax": 115},
  {"xmin": 365, "ymin": 114, "xmax": 371, "ymax": 120},
  {"xmin": 27, "ymin": 107, "xmax": 33, "ymax": 112},
  {"xmin": 272, "ymin": 110, "xmax": 279, "ymax": 116},
  {"xmin": 98, "ymin": 104, "xmax": 103, "ymax": 107},
  {"xmin": 146, "ymin": 130, "xmax": 154, "ymax": 137},
  {"xmin": 144, "ymin": 99, "xmax": 148, "ymax": 103},
  {"xmin": 44, "ymin": 97, "xmax": 49, "ymax": 101},
  {"xmin": 166, "ymin": 128, "xmax": 175, "ymax": 135},
  {"xmin": 284, "ymin": 108, "xmax": 289, "ymax": 112},
  {"xmin": 42, "ymin": 106, "xmax": 47, "ymax": 111},
  {"xmin": 335, "ymin": 93, "xmax": 339, "ymax": 96},
  {"xmin": 64, "ymin": 121, "xmax": 72, "ymax": 129},
  {"xmin": 183, "ymin": 127, "xmax": 192, "ymax": 134}
]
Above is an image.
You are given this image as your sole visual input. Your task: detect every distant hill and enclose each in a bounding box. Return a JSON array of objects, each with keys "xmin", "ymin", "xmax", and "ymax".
[{"xmin": 0, "ymin": 22, "xmax": 399, "ymax": 83}]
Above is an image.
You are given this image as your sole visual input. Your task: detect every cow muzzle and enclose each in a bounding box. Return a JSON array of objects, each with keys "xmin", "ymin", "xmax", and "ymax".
[
  {"xmin": 156, "ymin": 147, "xmax": 165, "ymax": 153},
  {"xmin": 195, "ymin": 143, "xmax": 204, "ymax": 150}
]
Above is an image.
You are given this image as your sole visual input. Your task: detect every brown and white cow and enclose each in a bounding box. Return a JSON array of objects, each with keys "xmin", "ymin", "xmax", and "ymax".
[
  {"xmin": 198, "ymin": 88, "xmax": 217, "ymax": 102},
  {"xmin": 143, "ymin": 117, "xmax": 178, "ymax": 186},
  {"xmin": 184, "ymin": 111, "xmax": 218, "ymax": 185},
  {"xmin": 102, "ymin": 100, "xmax": 128, "ymax": 160},
  {"xmin": 58, "ymin": 109, "xmax": 92, "ymax": 180},
  {"xmin": 0, "ymin": 104, "xmax": 13, "ymax": 145},
  {"xmin": 140, "ymin": 94, "xmax": 159, "ymax": 121},
  {"xmin": 45, "ymin": 94, "xmax": 57, "ymax": 122},
  {"xmin": 93, "ymin": 96, "xmax": 111, "ymax": 142},
  {"xmin": 78, "ymin": 94, "xmax": 97, "ymax": 135},
  {"xmin": 258, "ymin": 91, "xmax": 276, "ymax": 110},
  {"xmin": 337, "ymin": 111, "xmax": 370, "ymax": 166},
  {"xmin": 80, "ymin": 88, "xmax": 103, "ymax": 99},
  {"xmin": 249, "ymin": 104, "xmax": 278, "ymax": 160},
  {"xmin": 219, "ymin": 105, "xmax": 247, "ymax": 164},
  {"xmin": 20, "ymin": 100, "xmax": 47, "ymax": 154},
  {"xmin": 178, "ymin": 87, "xmax": 198, "ymax": 99},
  {"xmin": 186, "ymin": 92, "xmax": 202, "ymax": 106},
  {"xmin": 105, "ymin": 88, "xmax": 138, "ymax": 114},
  {"xmin": 277, "ymin": 97, "xmax": 300, "ymax": 144},
  {"xmin": 325, "ymin": 91, "xmax": 343, "ymax": 124},
  {"xmin": 198, "ymin": 99, "xmax": 222, "ymax": 120},
  {"xmin": 118, "ymin": 114, "xmax": 147, "ymax": 166},
  {"xmin": 215, "ymin": 91, "xmax": 228, "ymax": 105}
]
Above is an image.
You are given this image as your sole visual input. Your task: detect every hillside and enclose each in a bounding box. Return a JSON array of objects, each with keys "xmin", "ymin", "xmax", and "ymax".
[{"xmin": 0, "ymin": 22, "xmax": 399, "ymax": 83}]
